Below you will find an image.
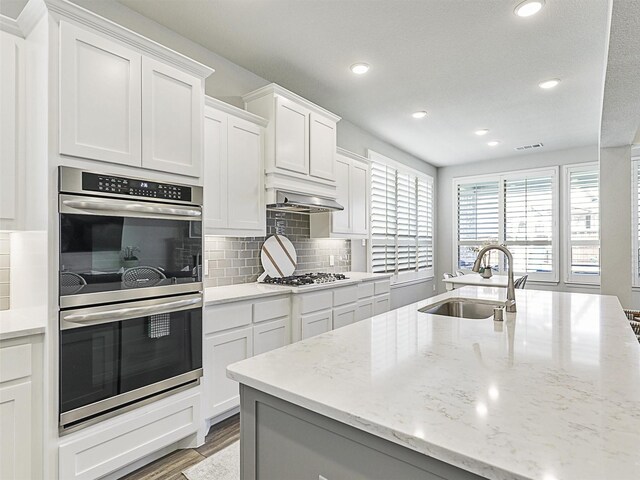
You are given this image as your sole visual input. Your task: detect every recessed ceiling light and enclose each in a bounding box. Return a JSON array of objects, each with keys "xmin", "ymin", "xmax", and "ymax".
[
  {"xmin": 538, "ymin": 78, "xmax": 561, "ymax": 89},
  {"xmin": 412, "ymin": 111, "xmax": 428, "ymax": 119},
  {"xmin": 487, "ymin": 140, "xmax": 501, "ymax": 147},
  {"xmin": 514, "ymin": 0, "xmax": 545, "ymax": 17},
  {"xmin": 350, "ymin": 63, "xmax": 370, "ymax": 75},
  {"xmin": 475, "ymin": 129, "xmax": 490, "ymax": 136}
]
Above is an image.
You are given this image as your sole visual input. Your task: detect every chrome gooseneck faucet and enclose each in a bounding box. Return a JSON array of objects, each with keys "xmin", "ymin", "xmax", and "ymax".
[{"xmin": 472, "ymin": 245, "xmax": 517, "ymax": 312}]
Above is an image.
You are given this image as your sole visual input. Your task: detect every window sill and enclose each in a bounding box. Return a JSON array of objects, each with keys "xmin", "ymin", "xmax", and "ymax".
[{"xmin": 564, "ymin": 280, "xmax": 600, "ymax": 287}]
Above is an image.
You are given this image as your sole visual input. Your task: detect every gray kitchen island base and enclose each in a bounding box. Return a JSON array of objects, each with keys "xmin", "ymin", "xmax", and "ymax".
[{"xmin": 239, "ymin": 385, "xmax": 486, "ymax": 480}]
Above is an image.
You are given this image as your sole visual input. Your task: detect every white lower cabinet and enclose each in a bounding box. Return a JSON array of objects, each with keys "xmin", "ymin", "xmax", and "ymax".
[
  {"xmin": 0, "ymin": 335, "xmax": 42, "ymax": 480},
  {"xmin": 374, "ymin": 294, "xmax": 391, "ymax": 315},
  {"xmin": 204, "ymin": 326, "xmax": 253, "ymax": 418},
  {"xmin": 59, "ymin": 389, "xmax": 201, "ymax": 480},
  {"xmin": 203, "ymin": 295, "xmax": 290, "ymax": 419},
  {"xmin": 301, "ymin": 309, "xmax": 333, "ymax": 340},
  {"xmin": 355, "ymin": 298, "xmax": 374, "ymax": 322},
  {"xmin": 253, "ymin": 318, "xmax": 288, "ymax": 356},
  {"xmin": 356, "ymin": 278, "xmax": 392, "ymax": 320},
  {"xmin": 333, "ymin": 303, "xmax": 357, "ymax": 329}
]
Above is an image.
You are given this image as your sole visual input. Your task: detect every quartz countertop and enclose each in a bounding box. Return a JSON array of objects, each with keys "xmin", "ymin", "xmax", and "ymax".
[
  {"xmin": 227, "ymin": 286, "xmax": 640, "ymax": 480},
  {"xmin": 0, "ymin": 307, "xmax": 47, "ymax": 340},
  {"xmin": 204, "ymin": 271, "xmax": 393, "ymax": 305}
]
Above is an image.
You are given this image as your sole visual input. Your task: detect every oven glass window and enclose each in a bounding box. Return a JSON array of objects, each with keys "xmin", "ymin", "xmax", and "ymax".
[
  {"xmin": 59, "ymin": 307, "xmax": 202, "ymax": 415},
  {"xmin": 60, "ymin": 214, "xmax": 202, "ymax": 298}
]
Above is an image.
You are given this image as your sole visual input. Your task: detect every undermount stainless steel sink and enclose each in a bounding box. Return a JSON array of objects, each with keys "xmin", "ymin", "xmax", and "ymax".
[{"xmin": 418, "ymin": 299, "xmax": 504, "ymax": 319}]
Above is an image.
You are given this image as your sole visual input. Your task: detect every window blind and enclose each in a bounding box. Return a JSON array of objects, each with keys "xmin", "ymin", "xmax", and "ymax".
[
  {"xmin": 567, "ymin": 167, "xmax": 599, "ymax": 278},
  {"xmin": 371, "ymin": 160, "xmax": 434, "ymax": 277}
]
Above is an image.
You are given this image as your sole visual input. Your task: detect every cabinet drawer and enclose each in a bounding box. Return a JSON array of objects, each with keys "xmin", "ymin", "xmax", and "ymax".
[
  {"xmin": 333, "ymin": 285, "xmax": 358, "ymax": 307},
  {"xmin": 0, "ymin": 343, "xmax": 31, "ymax": 383},
  {"xmin": 357, "ymin": 282, "xmax": 375, "ymax": 299},
  {"xmin": 59, "ymin": 390, "xmax": 200, "ymax": 480},
  {"xmin": 298, "ymin": 290, "xmax": 333, "ymax": 314},
  {"xmin": 374, "ymin": 280, "xmax": 391, "ymax": 295},
  {"xmin": 204, "ymin": 302, "xmax": 252, "ymax": 334},
  {"xmin": 254, "ymin": 297, "xmax": 289, "ymax": 323},
  {"xmin": 333, "ymin": 304, "xmax": 356, "ymax": 330}
]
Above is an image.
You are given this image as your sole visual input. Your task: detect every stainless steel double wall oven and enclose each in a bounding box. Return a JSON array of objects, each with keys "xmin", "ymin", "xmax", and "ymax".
[{"xmin": 58, "ymin": 167, "xmax": 203, "ymax": 431}]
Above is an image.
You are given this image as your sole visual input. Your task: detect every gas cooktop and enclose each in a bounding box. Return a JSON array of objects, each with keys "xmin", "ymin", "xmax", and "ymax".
[{"xmin": 262, "ymin": 272, "xmax": 348, "ymax": 287}]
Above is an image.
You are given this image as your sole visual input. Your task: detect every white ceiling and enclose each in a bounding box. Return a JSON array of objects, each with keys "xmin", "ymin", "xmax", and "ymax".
[{"xmin": 117, "ymin": 0, "xmax": 611, "ymax": 167}]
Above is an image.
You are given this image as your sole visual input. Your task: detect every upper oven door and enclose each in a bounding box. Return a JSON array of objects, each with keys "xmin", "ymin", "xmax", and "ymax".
[{"xmin": 59, "ymin": 194, "xmax": 203, "ymax": 308}]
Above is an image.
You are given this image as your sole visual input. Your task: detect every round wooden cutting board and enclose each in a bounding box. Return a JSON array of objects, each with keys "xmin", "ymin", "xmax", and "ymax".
[{"xmin": 260, "ymin": 235, "xmax": 297, "ymax": 278}]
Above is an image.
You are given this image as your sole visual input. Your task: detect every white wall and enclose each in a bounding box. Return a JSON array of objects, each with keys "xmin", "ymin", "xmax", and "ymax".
[
  {"xmin": 436, "ymin": 144, "xmax": 601, "ymax": 295},
  {"xmin": 600, "ymin": 145, "xmax": 635, "ymax": 308}
]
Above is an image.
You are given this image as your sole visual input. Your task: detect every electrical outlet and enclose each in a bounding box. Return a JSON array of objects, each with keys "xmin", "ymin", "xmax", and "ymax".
[
  {"xmin": 329, "ymin": 255, "xmax": 335, "ymax": 266},
  {"xmin": 204, "ymin": 259, "xmax": 209, "ymax": 276},
  {"xmin": 432, "ymin": 284, "xmax": 436, "ymax": 292},
  {"xmin": 361, "ymin": 238, "xmax": 366, "ymax": 247}
]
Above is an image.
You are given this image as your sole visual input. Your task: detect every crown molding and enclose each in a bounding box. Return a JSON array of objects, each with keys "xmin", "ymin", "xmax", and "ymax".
[
  {"xmin": 337, "ymin": 147, "xmax": 369, "ymax": 164},
  {"xmin": 43, "ymin": 0, "xmax": 214, "ymax": 79},
  {"xmin": 205, "ymin": 96, "xmax": 269, "ymax": 128},
  {"xmin": 242, "ymin": 83, "xmax": 341, "ymax": 123},
  {"xmin": 0, "ymin": 14, "xmax": 22, "ymax": 37},
  {"xmin": 17, "ymin": 0, "xmax": 47, "ymax": 37}
]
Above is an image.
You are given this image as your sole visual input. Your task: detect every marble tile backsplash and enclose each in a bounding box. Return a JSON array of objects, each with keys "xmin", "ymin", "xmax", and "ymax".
[
  {"xmin": 204, "ymin": 211, "xmax": 351, "ymax": 288},
  {"xmin": 0, "ymin": 233, "xmax": 10, "ymax": 310}
]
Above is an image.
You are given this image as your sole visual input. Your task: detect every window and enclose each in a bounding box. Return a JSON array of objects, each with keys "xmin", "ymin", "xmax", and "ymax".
[
  {"xmin": 633, "ymin": 157, "xmax": 640, "ymax": 287},
  {"xmin": 454, "ymin": 168, "xmax": 558, "ymax": 282},
  {"xmin": 564, "ymin": 163, "xmax": 599, "ymax": 284},
  {"xmin": 369, "ymin": 151, "xmax": 434, "ymax": 281}
]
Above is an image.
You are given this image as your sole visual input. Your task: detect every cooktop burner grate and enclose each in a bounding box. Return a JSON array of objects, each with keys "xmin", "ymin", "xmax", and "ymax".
[{"xmin": 262, "ymin": 272, "xmax": 347, "ymax": 286}]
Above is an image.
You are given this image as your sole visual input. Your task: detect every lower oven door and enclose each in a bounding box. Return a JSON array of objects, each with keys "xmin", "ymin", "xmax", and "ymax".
[{"xmin": 59, "ymin": 293, "xmax": 203, "ymax": 430}]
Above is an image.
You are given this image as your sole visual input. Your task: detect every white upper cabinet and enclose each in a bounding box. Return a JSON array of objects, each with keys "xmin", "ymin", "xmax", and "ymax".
[
  {"xmin": 58, "ymin": 19, "xmax": 211, "ymax": 178},
  {"xmin": 275, "ymin": 96, "xmax": 309, "ymax": 175},
  {"xmin": 309, "ymin": 112, "xmax": 336, "ymax": 181},
  {"xmin": 310, "ymin": 148, "xmax": 370, "ymax": 239},
  {"xmin": 60, "ymin": 22, "xmax": 142, "ymax": 166},
  {"xmin": 203, "ymin": 97, "xmax": 266, "ymax": 237},
  {"xmin": 243, "ymin": 84, "xmax": 340, "ymax": 202},
  {"xmin": 227, "ymin": 116, "xmax": 264, "ymax": 231},
  {"xmin": 142, "ymin": 57, "xmax": 203, "ymax": 177},
  {"xmin": 0, "ymin": 30, "xmax": 24, "ymax": 230}
]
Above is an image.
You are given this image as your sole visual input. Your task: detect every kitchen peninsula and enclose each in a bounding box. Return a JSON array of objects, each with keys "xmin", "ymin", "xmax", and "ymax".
[{"xmin": 228, "ymin": 286, "xmax": 640, "ymax": 480}]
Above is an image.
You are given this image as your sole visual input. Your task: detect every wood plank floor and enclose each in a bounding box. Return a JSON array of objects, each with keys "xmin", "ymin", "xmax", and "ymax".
[{"xmin": 122, "ymin": 414, "xmax": 240, "ymax": 480}]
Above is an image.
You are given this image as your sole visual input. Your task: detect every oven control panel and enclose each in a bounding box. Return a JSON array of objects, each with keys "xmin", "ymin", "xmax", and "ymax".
[{"xmin": 81, "ymin": 172, "xmax": 192, "ymax": 202}]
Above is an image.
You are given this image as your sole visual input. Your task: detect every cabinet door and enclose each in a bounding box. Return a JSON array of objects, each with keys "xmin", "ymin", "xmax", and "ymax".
[
  {"xmin": 0, "ymin": 31, "xmax": 23, "ymax": 227},
  {"xmin": 331, "ymin": 156, "xmax": 351, "ymax": 234},
  {"xmin": 275, "ymin": 96, "xmax": 309, "ymax": 174},
  {"xmin": 309, "ymin": 112, "xmax": 336, "ymax": 181},
  {"xmin": 0, "ymin": 382, "xmax": 32, "ymax": 479},
  {"xmin": 373, "ymin": 294, "xmax": 391, "ymax": 315},
  {"xmin": 204, "ymin": 327, "xmax": 252, "ymax": 418},
  {"xmin": 227, "ymin": 116, "xmax": 265, "ymax": 232},
  {"xmin": 59, "ymin": 22, "xmax": 142, "ymax": 166},
  {"xmin": 203, "ymin": 108, "xmax": 228, "ymax": 231},
  {"xmin": 253, "ymin": 318, "xmax": 288, "ymax": 356},
  {"xmin": 356, "ymin": 298, "xmax": 374, "ymax": 322},
  {"xmin": 301, "ymin": 310, "xmax": 332, "ymax": 340},
  {"xmin": 142, "ymin": 57, "xmax": 203, "ymax": 177},
  {"xmin": 333, "ymin": 304, "xmax": 356, "ymax": 330},
  {"xmin": 350, "ymin": 161, "xmax": 369, "ymax": 235}
]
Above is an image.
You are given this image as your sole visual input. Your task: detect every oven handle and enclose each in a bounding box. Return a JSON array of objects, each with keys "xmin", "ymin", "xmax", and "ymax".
[
  {"xmin": 61, "ymin": 198, "xmax": 202, "ymax": 219},
  {"xmin": 61, "ymin": 297, "xmax": 202, "ymax": 329}
]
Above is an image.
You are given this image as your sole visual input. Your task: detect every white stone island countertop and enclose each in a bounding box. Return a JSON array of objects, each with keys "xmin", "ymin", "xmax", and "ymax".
[
  {"xmin": 204, "ymin": 271, "xmax": 393, "ymax": 305},
  {"xmin": 227, "ymin": 286, "xmax": 640, "ymax": 480},
  {"xmin": 0, "ymin": 306, "xmax": 47, "ymax": 340}
]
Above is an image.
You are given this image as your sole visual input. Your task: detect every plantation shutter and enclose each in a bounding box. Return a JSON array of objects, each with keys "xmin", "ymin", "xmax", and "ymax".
[
  {"xmin": 371, "ymin": 162, "xmax": 396, "ymax": 273},
  {"xmin": 503, "ymin": 174, "xmax": 554, "ymax": 273},
  {"xmin": 417, "ymin": 176, "xmax": 434, "ymax": 269},
  {"xmin": 456, "ymin": 180, "xmax": 500, "ymax": 269},
  {"xmin": 568, "ymin": 167, "xmax": 599, "ymax": 277}
]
